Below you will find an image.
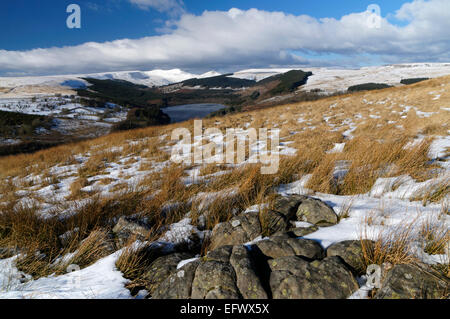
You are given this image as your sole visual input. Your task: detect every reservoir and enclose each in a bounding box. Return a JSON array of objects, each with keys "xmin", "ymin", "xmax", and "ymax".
[{"xmin": 162, "ymin": 103, "xmax": 226, "ymax": 123}]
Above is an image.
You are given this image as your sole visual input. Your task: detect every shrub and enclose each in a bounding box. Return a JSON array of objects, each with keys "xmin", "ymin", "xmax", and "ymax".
[{"xmin": 348, "ymin": 83, "xmax": 392, "ymax": 92}]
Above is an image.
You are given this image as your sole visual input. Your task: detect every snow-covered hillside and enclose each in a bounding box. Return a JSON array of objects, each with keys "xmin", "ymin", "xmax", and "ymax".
[
  {"xmin": 229, "ymin": 63, "xmax": 450, "ymax": 93},
  {"xmin": 3, "ymin": 63, "xmax": 450, "ymax": 99},
  {"xmin": 0, "ymin": 69, "xmax": 219, "ymax": 99}
]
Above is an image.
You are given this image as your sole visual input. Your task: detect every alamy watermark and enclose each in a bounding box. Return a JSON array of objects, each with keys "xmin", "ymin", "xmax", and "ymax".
[
  {"xmin": 66, "ymin": 4, "xmax": 81, "ymax": 29},
  {"xmin": 170, "ymin": 120, "xmax": 280, "ymax": 174},
  {"xmin": 366, "ymin": 4, "xmax": 382, "ymax": 29}
]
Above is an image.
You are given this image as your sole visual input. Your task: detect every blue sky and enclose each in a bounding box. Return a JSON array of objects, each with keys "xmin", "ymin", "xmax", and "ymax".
[
  {"xmin": 1, "ymin": 0, "xmax": 408, "ymax": 50},
  {"xmin": 0, "ymin": 0, "xmax": 449, "ymax": 75}
]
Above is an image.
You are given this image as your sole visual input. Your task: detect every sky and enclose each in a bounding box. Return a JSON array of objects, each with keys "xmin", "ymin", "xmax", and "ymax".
[{"xmin": 0, "ymin": 0, "xmax": 449, "ymax": 76}]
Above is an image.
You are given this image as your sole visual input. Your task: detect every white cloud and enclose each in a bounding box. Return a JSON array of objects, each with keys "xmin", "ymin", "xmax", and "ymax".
[
  {"xmin": 1, "ymin": 0, "xmax": 449, "ymax": 76},
  {"xmin": 129, "ymin": 0, "xmax": 185, "ymax": 15}
]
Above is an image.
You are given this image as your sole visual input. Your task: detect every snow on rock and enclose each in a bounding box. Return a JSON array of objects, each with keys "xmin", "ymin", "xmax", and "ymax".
[
  {"xmin": 160, "ymin": 218, "xmax": 201, "ymax": 246},
  {"xmin": 177, "ymin": 257, "xmax": 200, "ymax": 270}
]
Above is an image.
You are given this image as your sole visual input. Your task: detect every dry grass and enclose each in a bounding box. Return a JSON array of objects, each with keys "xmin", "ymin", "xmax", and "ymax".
[
  {"xmin": 68, "ymin": 177, "xmax": 89, "ymax": 200},
  {"xmin": 0, "ymin": 74, "xmax": 449, "ymax": 281},
  {"xmin": 115, "ymin": 243, "xmax": 153, "ymax": 280},
  {"xmin": 360, "ymin": 217, "xmax": 418, "ymax": 268},
  {"xmin": 419, "ymin": 216, "xmax": 449, "ymax": 256}
]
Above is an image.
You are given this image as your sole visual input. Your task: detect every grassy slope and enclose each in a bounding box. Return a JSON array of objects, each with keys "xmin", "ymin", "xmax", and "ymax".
[{"xmin": 0, "ymin": 76, "xmax": 448, "ymax": 280}]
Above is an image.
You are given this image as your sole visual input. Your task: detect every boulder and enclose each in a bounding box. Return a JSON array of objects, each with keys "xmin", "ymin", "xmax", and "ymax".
[
  {"xmin": 272, "ymin": 224, "xmax": 319, "ymax": 238},
  {"xmin": 143, "ymin": 252, "xmax": 194, "ymax": 295},
  {"xmin": 209, "ymin": 212, "xmax": 262, "ymax": 250},
  {"xmin": 272, "ymin": 194, "xmax": 307, "ymax": 220},
  {"xmin": 255, "ymin": 234, "xmax": 324, "ymax": 260},
  {"xmin": 260, "ymin": 210, "xmax": 290, "ymax": 235},
  {"xmin": 289, "ymin": 225, "xmax": 319, "ymax": 237},
  {"xmin": 326, "ymin": 240, "xmax": 373, "ymax": 274},
  {"xmin": 209, "ymin": 195, "xmax": 337, "ymax": 250},
  {"xmin": 229, "ymin": 245, "xmax": 268, "ymax": 299},
  {"xmin": 296, "ymin": 197, "xmax": 338, "ymax": 226},
  {"xmin": 269, "ymin": 256, "xmax": 359, "ymax": 299},
  {"xmin": 375, "ymin": 264, "xmax": 449, "ymax": 299},
  {"xmin": 152, "ymin": 259, "xmax": 201, "ymax": 299},
  {"xmin": 191, "ymin": 246, "xmax": 241, "ymax": 299}
]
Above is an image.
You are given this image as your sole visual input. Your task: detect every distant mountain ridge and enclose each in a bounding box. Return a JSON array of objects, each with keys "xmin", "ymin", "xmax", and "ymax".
[{"xmin": 2, "ymin": 63, "xmax": 450, "ymax": 99}]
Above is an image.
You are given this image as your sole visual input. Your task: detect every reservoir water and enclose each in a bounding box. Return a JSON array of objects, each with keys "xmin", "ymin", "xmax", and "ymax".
[{"xmin": 162, "ymin": 103, "xmax": 226, "ymax": 123}]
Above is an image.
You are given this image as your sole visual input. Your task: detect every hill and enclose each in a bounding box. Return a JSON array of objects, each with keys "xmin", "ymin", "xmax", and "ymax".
[{"xmin": 0, "ymin": 74, "xmax": 448, "ymax": 298}]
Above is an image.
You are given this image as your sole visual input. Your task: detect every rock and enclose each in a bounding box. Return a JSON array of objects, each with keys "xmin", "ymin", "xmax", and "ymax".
[
  {"xmin": 258, "ymin": 195, "xmax": 307, "ymax": 236},
  {"xmin": 260, "ymin": 210, "xmax": 290, "ymax": 236},
  {"xmin": 209, "ymin": 195, "xmax": 337, "ymax": 250},
  {"xmin": 152, "ymin": 259, "xmax": 201, "ymax": 299},
  {"xmin": 289, "ymin": 226, "xmax": 319, "ymax": 237},
  {"xmin": 196, "ymin": 214, "xmax": 207, "ymax": 231},
  {"xmin": 191, "ymin": 246, "xmax": 241, "ymax": 299},
  {"xmin": 143, "ymin": 252, "xmax": 194, "ymax": 295},
  {"xmin": 296, "ymin": 197, "xmax": 338, "ymax": 226},
  {"xmin": 209, "ymin": 212, "xmax": 262, "ymax": 250},
  {"xmin": 255, "ymin": 235, "xmax": 324, "ymax": 260},
  {"xmin": 152, "ymin": 244, "xmax": 269, "ymax": 299},
  {"xmin": 269, "ymin": 256, "xmax": 359, "ymax": 299},
  {"xmin": 326, "ymin": 240, "xmax": 373, "ymax": 274},
  {"xmin": 272, "ymin": 194, "xmax": 307, "ymax": 220},
  {"xmin": 230, "ymin": 245, "xmax": 268, "ymax": 299},
  {"xmin": 273, "ymin": 224, "xmax": 318, "ymax": 237},
  {"xmin": 112, "ymin": 216, "xmax": 152, "ymax": 246},
  {"xmin": 375, "ymin": 264, "xmax": 449, "ymax": 299}
]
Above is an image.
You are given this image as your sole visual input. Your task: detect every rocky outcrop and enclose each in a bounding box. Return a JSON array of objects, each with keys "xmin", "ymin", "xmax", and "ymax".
[
  {"xmin": 191, "ymin": 246, "xmax": 241, "ymax": 299},
  {"xmin": 151, "ymin": 237, "xmax": 359, "ymax": 299},
  {"xmin": 139, "ymin": 194, "xmax": 447, "ymax": 299},
  {"xmin": 269, "ymin": 256, "xmax": 359, "ymax": 299},
  {"xmin": 209, "ymin": 195, "xmax": 336, "ymax": 250},
  {"xmin": 287, "ymin": 225, "xmax": 319, "ymax": 237},
  {"xmin": 375, "ymin": 264, "xmax": 449, "ymax": 299}
]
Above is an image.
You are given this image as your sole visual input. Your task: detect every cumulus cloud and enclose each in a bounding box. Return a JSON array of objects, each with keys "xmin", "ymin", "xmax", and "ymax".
[{"xmin": 1, "ymin": 0, "xmax": 449, "ymax": 76}]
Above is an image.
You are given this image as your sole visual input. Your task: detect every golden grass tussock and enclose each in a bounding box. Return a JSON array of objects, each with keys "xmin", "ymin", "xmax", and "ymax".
[{"xmin": 359, "ymin": 217, "xmax": 419, "ymax": 268}]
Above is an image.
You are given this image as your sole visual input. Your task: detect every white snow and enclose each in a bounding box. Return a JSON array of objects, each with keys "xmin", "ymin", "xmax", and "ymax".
[
  {"xmin": 326, "ymin": 143, "xmax": 346, "ymax": 154},
  {"xmin": 0, "ymin": 252, "xmax": 131, "ymax": 299}
]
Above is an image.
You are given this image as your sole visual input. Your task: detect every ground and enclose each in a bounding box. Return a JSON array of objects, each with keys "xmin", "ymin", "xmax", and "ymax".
[{"xmin": 0, "ymin": 70, "xmax": 448, "ymax": 299}]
